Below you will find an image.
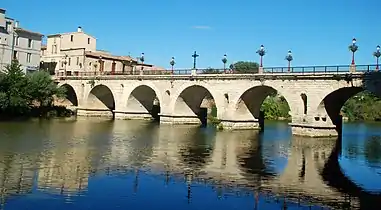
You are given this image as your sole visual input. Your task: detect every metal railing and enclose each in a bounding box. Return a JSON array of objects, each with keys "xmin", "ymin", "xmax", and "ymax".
[{"xmin": 55, "ymin": 64, "xmax": 379, "ymax": 77}]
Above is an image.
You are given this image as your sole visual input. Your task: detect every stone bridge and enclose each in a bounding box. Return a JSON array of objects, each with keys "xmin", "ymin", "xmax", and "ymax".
[{"xmin": 55, "ymin": 69, "xmax": 381, "ymax": 137}]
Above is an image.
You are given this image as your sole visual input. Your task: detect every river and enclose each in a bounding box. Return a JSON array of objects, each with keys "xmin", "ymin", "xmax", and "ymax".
[{"xmin": 0, "ymin": 119, "xmax": 380, "ymax": 210}]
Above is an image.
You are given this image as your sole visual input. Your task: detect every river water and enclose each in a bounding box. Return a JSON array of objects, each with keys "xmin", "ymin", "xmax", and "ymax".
[{"xmin": 0, "ymin": 119, "xmax": 380, "ymax": 210}]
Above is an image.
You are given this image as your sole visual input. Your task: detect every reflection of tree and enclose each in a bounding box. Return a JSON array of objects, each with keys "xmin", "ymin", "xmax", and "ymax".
[
  {"xmin": 364, "ymin": 136, "xmax": 381, "ymax": 165},
  {"xmin": 178, "ymin": 128, "xmax": 215, "ymax": 170}
]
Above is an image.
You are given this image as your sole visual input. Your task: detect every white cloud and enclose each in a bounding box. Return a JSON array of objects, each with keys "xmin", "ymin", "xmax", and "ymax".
[{"xmin": 191, "ymin": 25, "xmax": 212, "ymax": 30}]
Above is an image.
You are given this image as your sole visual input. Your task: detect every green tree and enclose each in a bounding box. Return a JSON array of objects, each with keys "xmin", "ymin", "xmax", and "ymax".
[
  {"xmin": 0, "ymin": 60, "xmax": 30, "ymax": 115},
  {"xmin": 202, "ymin": 67, "xmax": 220, "ymax": 74},
  {"xmin": 231, "ymin": 61, "xmax": 259, "ymax": 73},
  {"xmin": 26, "ymin": 70, "xmax": 66, "ymax": 107}
]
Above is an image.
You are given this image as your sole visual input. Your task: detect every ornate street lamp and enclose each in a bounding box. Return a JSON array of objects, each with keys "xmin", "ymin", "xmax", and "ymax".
[
  {"xmin": 373, "ymin": 45, "xmax": 381, "ymax": 71},
  {"xmin": 285, "ymin": 50, "xmax": 293, "ymax": 72},
  {"xmin": 221, "ymin": 54, "xmax": 227, "ymax": 73},
  {"xmin": 256, "ymin": 45, "xmax": 266, "ymax": 67},
  {"xmin": 349, "ymin": 38, "xmax": 358, "ymax": 65},
  {"xmin": 140, "ymin": 53, "xmax": 145, "ymax": 74},
  {"xmin": 170, "ymin": 56, "xmax": 175, "ymax": 74}
]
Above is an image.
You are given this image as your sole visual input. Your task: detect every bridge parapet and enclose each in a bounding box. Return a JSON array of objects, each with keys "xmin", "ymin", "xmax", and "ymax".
[{"xmin": 53, "ymin": 64, "xmax": 377, "ymax": 78}]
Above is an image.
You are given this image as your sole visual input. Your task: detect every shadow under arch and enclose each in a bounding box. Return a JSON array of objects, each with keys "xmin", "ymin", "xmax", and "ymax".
[
  {"xmin": 317, "ymin": 87, "xmax": 363, "ymax": 126},
  {"xmin": 173, "ymin": 85, "xmax": 218, "ymax": 126},
  {"xmin": 59, "ymin": 84, "xmax": 78, "ymax": 106},
  {"xmin": 126, "ymin": 85, "xmax": 161, "ymax": 121},
  {"xmin": 321, "ymin": 136, "xmax": 381, "ymax": 209},
  {"xmin": 234, "ymin": 85, "xmax": 291, "ymax": 124},
  {"xmin": 87, "ymin": 84, "xmax": 115, "ymax": 111}
]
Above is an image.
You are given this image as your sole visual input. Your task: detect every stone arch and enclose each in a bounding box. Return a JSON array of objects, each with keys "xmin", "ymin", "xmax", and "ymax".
[
  {"xmin": 317, "ymin": 87, "xmax": 363, "ymax": 125},
  {"xmin": 58, "ymin": 83, "xmax": 78, "ymax": 106},
  {"xmin": 171, "ymin": 84, "xmax": 224, "ymax": 125},
  {"xmin": 233, "ymin": 85, "xmax": 291, "ymax": 121},
  {"xmin": 126, "ymin": 84, "xmax": 162, "ymax": 120},
  {"xmin": 87, "ymin": 84, "xmax": 116, "ymax": 111}
]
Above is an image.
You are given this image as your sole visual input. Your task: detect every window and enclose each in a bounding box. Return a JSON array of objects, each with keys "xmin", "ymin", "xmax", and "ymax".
[
  {"xmin": 70, "ymin": 35, "xmax": 74, "ymax": 42},
  {"xmin": 13, "ymin": 51, "xmax": 18, "ymax": 60},
  {"xmin": 28, "ymin": 39, "xmax": 33, "ymax": 48},
  {"xmin": 61, "ymin": 61, "xmax": 64, "ymax": 68},
  {"xmin": 76, "ymin": 57, "xmax": 79, "ymax": 65},
  {"xmin": 88, "ymin": 38, "xmax": 90, "ymax": 44},
  {"xmin": 68, "ymin": 58, "xmax": 71, "ymax": 66},
  {"xmin": 15, "ymin": 37, "xmax": 19, "ymax": 46},
  {"xmin": 27, "ymin": 53, "xmax": 32, "ymax": 63},
  {"xmin": 52, "ymin": 45, "xmax": 57, "ymax": 54}
]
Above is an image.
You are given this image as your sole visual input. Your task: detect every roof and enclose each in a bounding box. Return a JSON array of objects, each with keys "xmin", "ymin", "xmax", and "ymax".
[
  {"xmin": 0, "ymin": 8, "xmax": 5, "ymax": 13},
  {"xmin": 47, "ymin": 31, "xmax": 96, "ymax": 39},
  {"xmin": 85, "ymin": 51, "xmax": 137, "ymax": 62},
  {"xmin": 15, "ymin": 27, "xmax": 44, "ymax": 37}
]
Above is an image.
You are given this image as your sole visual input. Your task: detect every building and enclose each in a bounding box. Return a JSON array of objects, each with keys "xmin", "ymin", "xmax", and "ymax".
[
  {"xmin": 41, "ymin": 27, "xmax": 154, "ymax": 76},
  {"xmin": 0, "ymin": 8, "xmax": 43, "ymax": 74}
]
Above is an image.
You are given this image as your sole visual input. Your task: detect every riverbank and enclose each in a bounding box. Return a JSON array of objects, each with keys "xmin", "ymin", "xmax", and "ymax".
[{"xmin": 0, "ymin": 106, "xmax": 75, "ymax": 121}]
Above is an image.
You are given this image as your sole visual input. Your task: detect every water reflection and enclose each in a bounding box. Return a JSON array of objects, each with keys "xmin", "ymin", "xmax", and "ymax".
[{"xmin": 0, "ymin": 120, "xmax": 379, "ymax": 209}]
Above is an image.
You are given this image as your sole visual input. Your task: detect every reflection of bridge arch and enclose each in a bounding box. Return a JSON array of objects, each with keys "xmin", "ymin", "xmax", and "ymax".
[{"xmin": 322, "ymin": 137, "xmax": 381, "ymax": 209}]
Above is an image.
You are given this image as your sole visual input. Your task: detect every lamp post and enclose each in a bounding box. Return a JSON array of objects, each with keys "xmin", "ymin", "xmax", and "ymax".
[
  {"xmin": 373, "ymin": 45, "xmax": 381, "ymax": 71},
  {"xmin": 256, "ymin": 45, "xmax": 266, "ymax": 67},
  {"xmin": 221, "ymin": 54, "xmax": 227, "ymax": 73},
  {"xmin": 349, "ymin": 38, "xmax": 358, "ymax": 65},
  {"xmin": 170, "ymin": 56, "xmax": 175, "ymax": 74},
  {"xmin": 140, "ymin": 53, "xmax": 145, "ymax": 75},
  {"xmin": 285, "ymin": 50, "xmax": 293, "ymax": 72}
]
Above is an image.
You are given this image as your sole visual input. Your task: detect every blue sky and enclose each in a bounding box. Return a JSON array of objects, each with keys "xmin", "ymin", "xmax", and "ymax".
[{"xmin": 2, "ymin": 0, "xmax": 380, "ymax": 68}]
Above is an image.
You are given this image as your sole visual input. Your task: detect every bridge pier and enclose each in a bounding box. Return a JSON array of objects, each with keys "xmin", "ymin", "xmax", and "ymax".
[
  {"xmin": 219, "ymin": 120, "xmax": 260, "ymax": 130},
  {"xmin": 114, "ymin": 111, "xmax": 153, "ymax": 120},
  {"xmin": 77, "ymin": 108, "xmax": 114, "ymax": 118},
  {"xmin": 290, "ymin": 123, "xmax": 338, "ymax": 137},
  {"xmin": 159, "ymin": 115, "xmax": 201, "ymax": 125}
]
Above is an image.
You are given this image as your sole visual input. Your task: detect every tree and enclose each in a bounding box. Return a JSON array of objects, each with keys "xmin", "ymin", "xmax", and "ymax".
[
  {"xmin": 27, "ymin": 70, "xmax": 66, "ymax": 107},
  {"xmin": 0, "ymin": 61, "xmax": 68, "ymax": 118},
  {"xmin": 0, "ymin": 60, "xmax": 31, "ymax": 115},
  {"xmin": 231, "ymin": 61, "xmax": 259, "ymax": 73},
  {"xmin": 202, "ymin": 67, "xmax": 220, "ymax": 74}
]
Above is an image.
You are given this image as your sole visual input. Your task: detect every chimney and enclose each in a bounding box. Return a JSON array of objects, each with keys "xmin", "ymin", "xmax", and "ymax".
[
  {"xmin": 77, "ymin": 26, "xmax": 82, "ymax": 32},
  {"xmin": 15, "ymin": 21, "xmax": 19, "ymax": 28},
  {"xmin": 0, "ymin": 9, "xmax": 6, "ymax": 28}
]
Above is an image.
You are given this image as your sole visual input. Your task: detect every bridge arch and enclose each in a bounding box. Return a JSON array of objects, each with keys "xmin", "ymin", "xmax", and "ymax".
[
  {"xmin": 125, "ymin": 84, "xmax": 162, "ymax": 120},
  {"xmin": 87, "ymin": 84, "xmax": 116, "ymax": 111},
  {"xmin": 232, "ymin": 85, "xmax": 292, "ymax": 122},
  {"xmin": 317, "ymin": 87, "xmax": 364, "ymax": 125},
  {"xmin": 58, "ymin": 83, "xmax": 78, "ymax": 106},
  {"xmin": 170, "ymin": 83, "xmax": 225, "ymax": 125}
]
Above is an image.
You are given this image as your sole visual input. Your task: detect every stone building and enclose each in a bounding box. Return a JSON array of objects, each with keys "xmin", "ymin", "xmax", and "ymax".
[
  {"xmin": 0, "ymin": 8, "xmax": 43, "ymax": 73},
  {"xmin": 41, "ymin": 27, "xmax": 155, "ymax": 76}
]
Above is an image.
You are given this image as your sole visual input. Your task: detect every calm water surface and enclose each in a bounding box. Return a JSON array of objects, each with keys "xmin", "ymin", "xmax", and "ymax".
[{"xmin": 0, "ymin": 119, "xmax": 380, "ymax": 210}]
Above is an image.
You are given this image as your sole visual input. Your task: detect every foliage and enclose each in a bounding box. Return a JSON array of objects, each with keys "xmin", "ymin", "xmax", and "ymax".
[
  {"xmin": 202, "ymin": 67, "xmax": 221, "ymax": 74},
  {"xmin": 27, "ymin": 71, "xmax": 66, "ymax": 107},
  {"xmin": 230, "ymin": 61, "xmax": 259, "ymax": 73},
  {"xmin": 261, "ymin": 94, "xmax": 291, "ymax": 120},
  {"xmin": 341, "ymin": 91, "xmax": 381, "ymax": 121},
  {"xmin": 0, "ymin": 60, "xmax": 68, "ymax": 119}
]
